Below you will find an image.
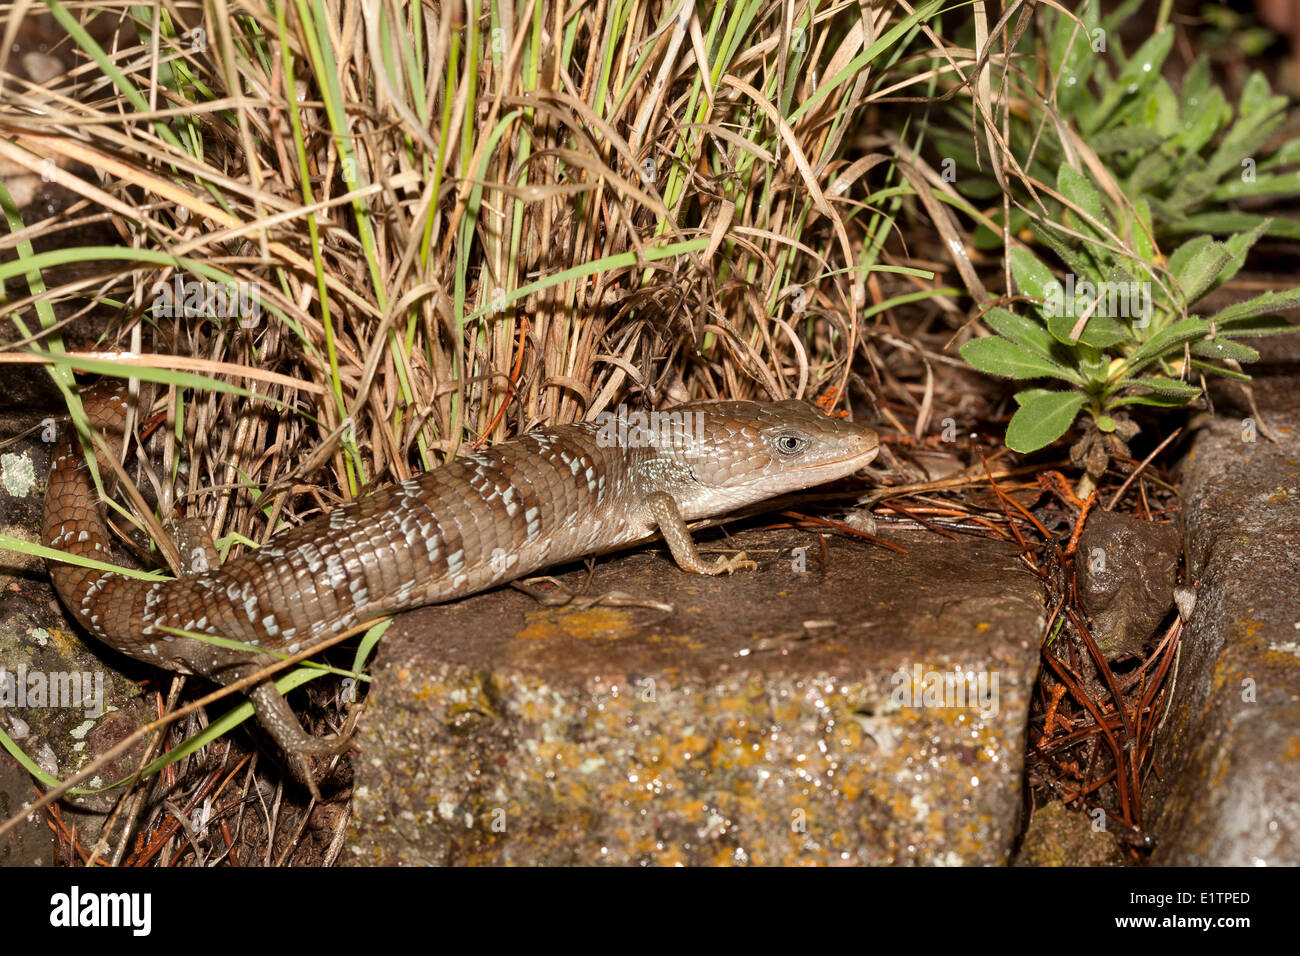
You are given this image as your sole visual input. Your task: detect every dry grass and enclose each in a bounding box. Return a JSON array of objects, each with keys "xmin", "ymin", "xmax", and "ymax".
[{"xmin": 0, "ymin": 0, "xmax": 972, "ymax": 551}]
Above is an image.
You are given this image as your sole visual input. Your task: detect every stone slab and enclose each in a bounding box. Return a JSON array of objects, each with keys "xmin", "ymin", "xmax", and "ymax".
[
  {"xmin": 1150, "ymin": 406, "xmax": 1300, "ymax": 865},
  {"xmin": 348, "ymin": 526, "xmax": 1045, "ymax": 865},
  {"xmin": 0, "ymin": 410, "xmax": 154, "ymax": 864}
]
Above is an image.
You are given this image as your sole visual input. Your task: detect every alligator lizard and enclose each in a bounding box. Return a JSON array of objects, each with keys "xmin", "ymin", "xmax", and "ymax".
[{"xmin": 44, "ymin": 380, "xmax": 879, "ymax": 790}]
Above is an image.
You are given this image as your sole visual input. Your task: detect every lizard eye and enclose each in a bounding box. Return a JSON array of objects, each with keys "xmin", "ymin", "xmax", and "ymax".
[{"xmin": 773, "ymin": 433, "xmax": 808, "ymax": 457}]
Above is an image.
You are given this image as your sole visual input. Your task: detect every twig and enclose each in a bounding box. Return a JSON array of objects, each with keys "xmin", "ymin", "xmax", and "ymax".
[{"xmin": 1105, "ymin": 427, "xmax": 1181, "ymax": 511}]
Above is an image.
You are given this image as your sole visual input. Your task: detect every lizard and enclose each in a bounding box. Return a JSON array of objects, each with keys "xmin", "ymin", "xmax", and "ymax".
[{"xmin": 43, "ymin": 379, "xmax": 879, "ymax": 794}]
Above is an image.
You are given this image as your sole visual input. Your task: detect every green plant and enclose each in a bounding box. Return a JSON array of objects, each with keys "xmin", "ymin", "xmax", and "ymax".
[
  {"xmin": 959, "ymin": 164, "xmax": 1299, "ymax": 480},
  {"xmin": 933, "ymin": 0, "xmax": 1300, "ymax": 244}
]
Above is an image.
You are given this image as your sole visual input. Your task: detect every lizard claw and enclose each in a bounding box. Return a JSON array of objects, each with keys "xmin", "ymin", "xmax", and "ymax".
[{"xmin": 706, "ymin": 551, "xmax": 758, "ymax": 575}]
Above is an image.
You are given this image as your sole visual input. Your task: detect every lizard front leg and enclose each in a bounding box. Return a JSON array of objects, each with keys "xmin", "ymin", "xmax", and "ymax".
[{"xmin": 644, "ymin": 491, "xmax": 758, "ymax": 575}]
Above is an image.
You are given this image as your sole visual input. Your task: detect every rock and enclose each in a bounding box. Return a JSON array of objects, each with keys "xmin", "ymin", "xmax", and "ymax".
[
  {"xmin": 1148, "ymin": 406, "xmax": 1300, "ymax": 865},
  {"xmin": 348, "ymin": 527, "xmax": 1045, "ymax": 865},
  {"xmin": 1013, "ymin": 800, "xmax": 1127, "ymax": 866},
  {"xmin": 1073, "ymin": 509, "xmax": 1180, "ymax": 659},
  {"xmin": 0, "ymin": 408, "xmax": 155, "ymax": 863}
]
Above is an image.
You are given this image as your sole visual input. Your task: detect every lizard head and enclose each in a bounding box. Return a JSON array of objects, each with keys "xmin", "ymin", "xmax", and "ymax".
[{"xmin": 633, "ymin": 398, "xmax": 879, "ymax": 519}]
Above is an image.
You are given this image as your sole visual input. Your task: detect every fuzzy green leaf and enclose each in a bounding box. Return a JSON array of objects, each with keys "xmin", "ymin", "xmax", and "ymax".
[
  {"xmin": 1166, "ymin": 234, "xmax": 1212, "ymax": 279},
  {"xmin": 1128, "ymin": 149, "xmax": 1180, "ymax": 197},
  {"xmin": 1179, "ymin": 57, "xmax": 1211, "ymax": 116},
  {"xmin": 1009, "ymin": 246, "xmax": 1058, "ymax": 302},
  {"xmin": 1037, "ymin": 268, "xmax": 1144, "ymax": 348},
  {"xmin": 1211, "ymin": 289, "xmax": 1300, "ymax": 325},
  {"xmin": 1111, "ymin": 392, "xmax": 1201, "ymax": 409},
  {"xmin": 1214, "ymin": 220, "xmax": 1271, "ymax": 289},
  {"xmin": 1013, "ymin": 387, "xmax": 1056, "ymax": 407},
  {"xmin": 981, "ymin": 307, "xmax": 1058, "ymax": 359},
  {"xmin": 1044, "ymin": 304, "xmax": 1131, "ymax": 349},
  {"xmin": 1102, "ymin": 0, "xmax": 1147, "ymax": 32},
  {"xmin": 1124, "ymin": 376, "xmax": 1202, "ymax": 397},
  {"xmin": 1123, "ymin": 316, "xmax": 1212, "ymax": 373},
  {"xmin": 1058, "ymin": 164, "xmax": 1112, "ymax": 240},
  {"xmin": 1169, "ymin": 237, "xmax": 1231, "ymax": 305},
  {"xmin": 1188, "ymin": 358, "xmax": 1252, "ymax": 380},
  {"xmin": 1149, "ymin": 78, "xmax": 1180, "ymax": 139},
  {"xmin": 1260, "ymin": 137, "xmax": 1300, "ymax": 170},
  {"xmin": 960, "ymin": 336, "xmax": 1082, "ymax": 383},
  {"xmin": 1163, "ymin": 211, "xmax": 1300, "ymax": 240},
  {"xmin": 1088, "ymin": 28, "xmax": 1174, "ymax": 134},
  {"xmin": 1129, "ymin": 199, "xmax": 1156, "ymax": 262},
  {"xmin": 1031, "ymin": 222, "xmax": 1101, "ymax": 286},
  {"xmin": 1005, "ymin": 391, "xmax": 1088, "ymax": 453},
  {"xmin": 1203, "ymin": 108, "xmax": 1285, "ymax": 184},
  {"xmin": 1216, "ymin": 314, "xmax": 1300, "ymax": 337},
  {"xmin": 1049, "ymin": 5, "xmax": 1100, "ymax": 116},
  {"xmin": 1189, "ymin": 339, "xmax": 1260, "ymax": 362},
  {"xmin": 1173, "ymin": 85, "xmax": 1227, "ymax": 156},
  {"xmin": 1211, "ymin": 170, "xmax": 1300, "ymax": 201},
  {"xmin": 1238, "ymin": 71, "xmax": 1273, "ymax": 118},
  {"xmin": 1090, "ymin": 127, "xmax": 1168, "ymax": 155}
]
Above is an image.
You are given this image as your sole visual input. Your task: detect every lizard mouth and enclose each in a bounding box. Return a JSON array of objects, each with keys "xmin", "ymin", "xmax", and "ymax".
[
  {"xmin": 823, "ymin": 435, "xmax": 880, "ymax": 471},
  {"xmin": 814, "ymin": 446, "xmax": 878, "ymax": 477}
]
